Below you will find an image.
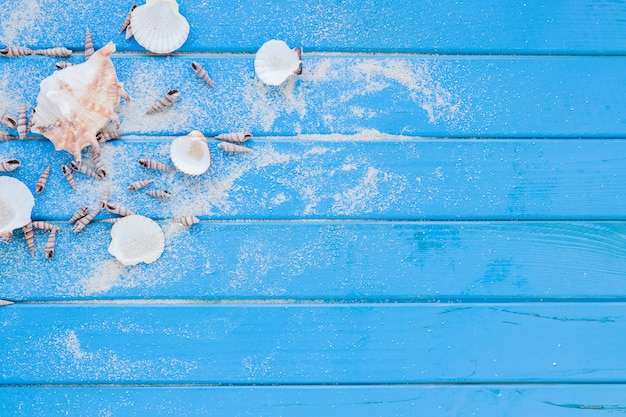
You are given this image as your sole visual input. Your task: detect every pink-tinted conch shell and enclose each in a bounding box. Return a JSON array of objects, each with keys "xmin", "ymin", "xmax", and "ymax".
[{"xmin": 30, "ymin": 42, "xmax": 129, "ymax": 162}]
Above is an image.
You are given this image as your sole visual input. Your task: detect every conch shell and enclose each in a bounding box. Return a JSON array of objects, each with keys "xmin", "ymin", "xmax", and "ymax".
[{"xmin": 30, "ymin": 42, "xmax": 129, "ymax": 162}]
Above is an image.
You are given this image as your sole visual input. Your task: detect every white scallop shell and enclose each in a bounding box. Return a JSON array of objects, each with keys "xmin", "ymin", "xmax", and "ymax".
[
  {"xmin": 169, "ymin": 130, "xmax": 211, "ymax": 175},
  {"xmin": 0, "ymin": 176, "xmax": 35, "ymax": 240},
  {"xmin": 254, "ymin": 40, "xmax": 302, "ymax": 86},
  {"xmin": 108, "ymin": 215, "xmax": 165, "ymax": 266},
  {"xmin": 131, "ymin": 0, "xmax": 190, "ymax": 54}
]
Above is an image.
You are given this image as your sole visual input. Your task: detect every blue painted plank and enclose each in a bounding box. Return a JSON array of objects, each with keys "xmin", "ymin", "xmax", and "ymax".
[
  {"xmin": 1, "ymin": 0, "xmax": 625, "ymax": 54},
  {"xmin": 1, "ymin": 303, "xmax": 625, "ymax": 384},
  {"xmin": 0, "ymin": 55, "xmax": 625, "ymax": 137},
  {"xmin": 1, "ymin": 221, "xmax": 625, "ymax": 301},
  {"xmin": 1, "ymin": 139, "xmax": 624, "ymax": 221},
  {"xmin": 2, "ymin": 385, "xmax": 626, "ymax": 416}
]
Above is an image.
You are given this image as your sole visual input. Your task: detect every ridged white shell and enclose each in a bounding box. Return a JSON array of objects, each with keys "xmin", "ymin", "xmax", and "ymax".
[
  {"xmin": 130, "ymin": 0, "xmax": 190, "ymax": 54},
  {"xmin": 108, "ymin": 215, "xmax": 165, "ymax": 266},
  {"xmin": 169, "ymin": 130, "xmax": 211, "ymax": 175},
  {"xmin": 254, "ymin": 40, "xmax": 302, "ymax": 86},
  {"xmin": 0, "ymin": 177, "xmax": 35, "ymax": 239}
]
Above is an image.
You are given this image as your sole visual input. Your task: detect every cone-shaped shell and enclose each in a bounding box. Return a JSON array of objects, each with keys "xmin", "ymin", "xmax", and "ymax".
[
  {"xmin": 170, "ymin": 130, "xmax": 211, "ymax": 175},
  {"xmin": 131, "ymin": 0, "xmax": 190, "ymax": 54},
  {"xmin": 254, "ymin": 40, "xmax": 302, "ymax": 86},
  {"xmin": 0, "ymin": 177, "xmax": 35, "ymax": 239},
  {"xmin": 30, "ymin": 42, "xmax": 128, "ymax": 162},
  {"xmin": 108, "ymin": 214, "xmax": 165, "ymax": 266}
]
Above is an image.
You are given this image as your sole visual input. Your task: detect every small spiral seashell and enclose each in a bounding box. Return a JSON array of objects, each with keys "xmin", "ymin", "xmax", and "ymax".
[
  {"xmin": 217, "ymin": 142, "xmax": 253, "ymax": 154},
  {"xmin": 105, "ymin": 202, "xmax": 133, "ymax": 216},
  {"xmin": 0, "ymin": 46, "xmax": 33, "ymax": 57},
  {"xmin": 72, "ymin": 207, "xmax": 100, "ymax": 233},
  {"xmin": 55, "ymin": 61, "xmax": 74, "ymax": 70},
  {"xmin": 101, "ymin": 217, "xmax": 121, "ymax": 224},
  {"xmin": 17, "ymin": 105, "xmax": 27, "ymax": 139},
  {"xmin": 215, "ymin": 132, "xmax": 252, "ymax": 143},
  {"xmin": 35, "ymin": 165, "xmax": 51, "ymax": 194},
  {"xmin": 44, "ymin": 229, "xmax": 57, "ymax": 259},
  {"xmin": 22, "ymin": 222, "xmax": 35, "ymax": 256},
  {"xmin": 96, "ymin": 130, "xmax": 121, "ymax": 144},
  {"xmin": 31, "ymin": 221, "xmax": 60, "ymax": 231},
  {"xmin": 138, "ymin": 158, "xmax": 175, "ymax": 172},
  {"xmin": 0, "ymin": 159, "xmax": 20, "ymax": 172},
  {"xmin": 100, "ymin": 185, "xmax": 111, "ymax": 208},
  {"xmin": 170, "ymin": 216, "xmax": 199, "ymax": 226},
  {"xmin": 0, "ymin": 132, "xmax": 15, "ymax": 142},
  {"xmin": 91, "ymin": 147, "xmax": 106, "ymax": 179},
  {"xmin": 127, "ymin": 179, "xmax": 154, "ymax": 191},
  {"xmin": 190, "ymin": 62, "xmax": 215, "ymax": 88},
  {"xmin": 146, "ymin": 90, "xmax": 180, "ymax": 114},
  {"xmin": 69, "ymin": 206, "xmax": 89, "ymax": 223},
  {"xmin": 70, "ymin": 160, "xmax": 101, "ymax": 180},
  {"xmin": 34, "ymin": 47, "xmax": 73, "ymax": 57},
  {"xmin": 85, "ymin": 28, "xmax": 94, "ymax": 60},
  {"xmin": 145, "ymin": 189, "xmax": 172, "ymax": 199},
  {"xmin": 61, "ymin": 165, "xmax": 77, "ymax": 189},
  {"xmin": 0, "ymin": 112, "xmax": 17, "ymax": 129},
  {"xmin": 120, "ymin": 5, "xmax": 137, "ymax": 34}
]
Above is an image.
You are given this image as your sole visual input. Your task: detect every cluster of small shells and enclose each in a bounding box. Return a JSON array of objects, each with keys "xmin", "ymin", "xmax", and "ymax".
[{"xmin": 0, "ymin": 0, "xmax": 302, "ymax": 265}]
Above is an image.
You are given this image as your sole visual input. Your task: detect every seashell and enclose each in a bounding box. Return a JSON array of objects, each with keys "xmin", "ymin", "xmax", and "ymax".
[
  {"xmin": 145, "ymin": 189, "xmax": 172, "ymax": 199},
  {"xmin": 84, "ymin": 28, "xmax": 95, "ymax": 60},
  {"xmin": 130, "ymin": 0, "xmax": 190, "ymax": 54},
  {"xmin": 17, "ymin": 105, "xmax": 27, "ymax": 139},
  {"xmin": 146, "ymin": 89, "xmax": 180, "ymax": 114},
  {"xmin": 105, "ymin": 202, "xmax": 133, "ymax": 216},
  {"xmin": 96, "ymin": 130, "xmax": 121, "ymax": 143},
  {"xmin": 101, "ymin": 217, "xmax": 121, "ymax": 224},
  {"xmin": 121, "ymin": 5, "xmax": 138, "ymax": 34},
  {"xmin": 108, "ymin": 214, "xmax": 165, "ymax": 265},
  {"xmin": 0, "ymin": 159, "xmax": 20, "ymax": 172},
  {"xmin": 31, "ymin": 220, "xmax": 60, "ymax": 231},
  {"xmin": 55, "ymin": 61, "xmax": 74, "ymax": 70},
  {"xmin": 22, "ymin": 222, "xmax": 34, "ymax": 256},
  {"xmin": 30, "ymin": 42, "xmax": 129, "ymax": 162},
  {"xmin": 170, "ymin": 130, "xmax": 211, "ymax": 175},
  {"xmin": 34, "ymin": 47, "xmax": 73, "ymax": 57},
  {"xmin": 100, "ymin": 185, "xmax": 111, "ymax": 208},
  {"xmin": 0, "ymin": 112, "xmax": 17, "ymax": 129},
  {"xmin": 254, "ymin": 40, "xmax": 302, "ymax": 86},
  {"xmin": 69, "ymin": 206, "xmax": 89, "ymax": 223},
  {"xmin": 138, "ymin": 158, "xmax": 175, "ymax": 172},
  {"xmin": 0, "ymin": 46, "xmax": 33, "ymax": 57},
  {"xmin": 61, "ymin": 164, "xmax": 77, "ymax": 189},
  {"xmin": 215, "ymin": 132, "xmax": 252, "ymax": 143},
  {"xmin": 170, "ymin": 215, "xmax": 199, "ymax": 226},
  {"xmin": 0, "ymin": 132, "xmax": 15, "ymax": 141},
  {"xmin": 43, "ymin": 229, "xmax": 57, "ymax": 259},
  {"xmin": 217, "ymin": 142, "xmax": 252, "ymax": 154},
  {"xmin": 190, "ymin": 62, "xmax": 215, "ymax": 88},
  {"xmin": 72, "ymin": 206, "xmax": 100, "ymax": 233},
  {"xmin": 127, "ymin": 179, "xmax": 154, "ymax": 190},
  {"xmin": 35, "ymin": 165, "xmax": 51, "ymax": 194},
  {"xmin": 70, "ymin": 160, "xmax": 101, "ymax": 180},
  {"xmin": 0, "ymin": 177, "xmax": 35, "ymax": 244},
  {"xmin": 91, "ymin": 147, "xmax": 106, "ymax": 179}
]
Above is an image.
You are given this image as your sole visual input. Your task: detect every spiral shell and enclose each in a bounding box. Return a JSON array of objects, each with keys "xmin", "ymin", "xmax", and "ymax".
[
  {"xmin": 34, "ymin": 47, "xmax": 73, "ymax": 57},
  {"xmin": 138, "ymin": 158, "xmax": 175, "ymax": 172},
  {"xmin": 35, "ymin": 165, "xmax": 51, "ymax": 194},
  {"xmin": 215, "ymin": 132, "xmax": 252, "ymax": 143},
  {"xmin": 127, "ymin": 179, "xmax": 154, "ymax": 190},
  {"xmin": 70, "ymin": 160, "xmax": 101, "ymax": 180},
  {"xmin": 145, "ymin": 189, "xmax": 172, "ymax": 199},
  {"xmin": 22, "ymin": 222, "xmax": 34, "ymax": 256},
  {"xmin": 190, "ymin": 62, "xmax": 215, "ymax": 88},
  {"xmin": 0, "ymin": 46, "xmax": 33, "ymax": 57},
  {"xmin": 0, "ymin": 112, "xmax": 17, "ymax": 129},
  {"xmin": 44, "ymin": 229, "xmax": 57, "ymax": 259},
  {"xmin": 121, "ymin": 5, "xmax": 138, "ymax": 34},
  {"xmin": 217, "ymin": 142, "xmax": 252, "ymax": 154},
  {"xmin": 96, "ymin": 130, "xmax": 121, "ymax": 143},
  {"xmin": 69, "ymin": 206, "xmax": 89, "ymax": 223},
  {"xmin": 32, "ymin": 221, "xmax": 61, "ymax": 231},
  {"xmin": 100, "ymin": 185, "xmax": 111, "ymax": 208},
  {"xmin": 61, "ymin": 165, "xmax": 77, "ymax": 189},
  {"xmin": 16, "ymin": 104, "xmax": 27, "ymax": 139},
  {"xmin": 105, "ymin": 202, "xmax": 133, "ymax": 216},
  {"xmin": 170, "ymin": 216, "xmax": 199, "ymax": 226},
  {"xmin": 91, "ymin": 147, "xmax": 106, "ymax": 179},
  {"xmin": 101, "ymin": 217, "xmax": 122, "ymax": 224},
  {"xmin": 146, "ymin": 89, "xmax": 180, "ymax": 114},
  {"xmin": 55, "ymin": 61, "xmax": 74, "ymax": 70},
  {"xmin": 0, "ymin": 159, "xmax": 20, "ymax": 172},
  {"xmin": 72, "ymin": 206, "xmax": 100, "ymax": 233},
  {"xmin": 84, "ymin": 28, "xmax": 95, "ymax": 60}
]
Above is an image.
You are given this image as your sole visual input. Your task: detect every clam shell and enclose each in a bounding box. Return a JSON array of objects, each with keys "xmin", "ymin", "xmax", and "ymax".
[
  {"xmin": 170, "ymin": 130, "xmax": 211, "ymax": 175},
  {"xmin": 30, "ymin": 42, "xmax": 128, "ymax": 162},
  {"xmin": 108, "ymin": 214, "xmax": 165, "ymax": 266},
  {"xmin": 0, "ymin": 177, "xmax": 35, "ymax": 239},
  {"xmin": 254, "ymin": 40, "xmax": 302, "ymax": 86},
  {"xmin": 130, "ymin": 0, "xmax": 190, "ymax": 54}
]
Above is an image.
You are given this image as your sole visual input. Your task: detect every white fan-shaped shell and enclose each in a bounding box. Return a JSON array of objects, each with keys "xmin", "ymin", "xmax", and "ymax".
[
  {"xmin": 131, "ymin": 0, "xmax": 190, "ymax": 54},
  {"xmin": 0, "ymin": 176, "xmax": 35, "ymax": 235},
  {"xmin": 170, "ymin": 130, "xmax": 211, "ymax": 175},
  {"xmin": 108, "ymin": 215, "xmax": 165, "ymax": 266},
  {"xmin": 254, "ymin": 40, "xmax": 302, "ymax": 86}
]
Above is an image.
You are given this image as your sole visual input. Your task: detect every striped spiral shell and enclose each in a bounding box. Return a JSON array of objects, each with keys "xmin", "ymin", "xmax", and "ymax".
[
  {"xmin": 0, "ymin": 46, "xmax": 32, "ymax": 57},
  {"xmin": 44, "ymin": 229, "xmax": 57, "ymax": 259},
  {"xmin": 91, "ymin": 147, "xmax": 106, "ymax": 179},
  {"xmin": 55, "ymin": 61, "xmax": 74, "ymax": 70},
  {"xmin": 170, "ymin": 216, "xmax": 200, "ymax": 226},
  {"xmin": 61, "ymin": 165, "xmax": 77, "ymax": 189},
  {"xmin": 217, "ymin": 142, "xmax": 252, "ymax": 154},
  {"xmin": 138, "ymin": 158, "xmax": 175, "ymax": 172},
  {"xmin": 190, "ymin": 62, "xmax": 215, "ymax": 88},
  {"xmin": 146, "ymin": 90, "xmax": 180, "ymax": 114},
  {"xmin": 0, "ymin": 159, "xmax": 20, "ymax": 172},
  {"xmin": 120, "ymin": 5, "xmax": 137, "ymax": 34},
  {"xmin": 145, "ymin": 189, "xmax": 172, "ymax": 199},
  {"xmin": 72, "ymin": 207, "xmax": 100, "ymax": 233},
  {"xmin": 215, "ymin": 132, "xmax": 252, "ymax": 143},
  {"xmin": 70, "ymin": 160, "xmax": 101, "ymax": 180},
  {"xmin": 35, "ymin": 165, "xmax": 51, "ymax": 194},
  {"xmin": 17, "ymin": 104, "xmax": 27, "ymax": 139},
  {"xmin": 100, "ymin": 185, "xmax": 111, "ymax": 208},
  {"xmin": 69, "ymin": 206, "xmax": 90, "ymax": 223},
  {"xmin": 22, "ymin": 222, "xmax": 35, "ymax": 256},
  {"xmin": 85, "ymin": 28, "xmax": 95, "ymax": 60},
  {"xmin": 127, "ymin": 179, "xmax": 154, "ymax": 191},
  {"xmin": 34, "ymin": 47, "xmax": 72, "ymax": 57},
  {"xmin": 105, "ymin": 202, "xmax": 133, "ymax": 216},
  {"xmin": 101, "ymin": 217, "xmax": 121, "ymax": 224},
  {"xmin": 32, "ymin": 221, "xmax": 60, "ymax": 231},
  {"xmin": 96, "ymin": 130, "xmax": 121, "ymax": 143}
]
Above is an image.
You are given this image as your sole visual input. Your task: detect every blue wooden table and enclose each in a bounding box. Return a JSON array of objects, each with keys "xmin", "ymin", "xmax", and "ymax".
[{"xmin": 1, "ymin": 1, "xmax": 626, "ymax": 415}]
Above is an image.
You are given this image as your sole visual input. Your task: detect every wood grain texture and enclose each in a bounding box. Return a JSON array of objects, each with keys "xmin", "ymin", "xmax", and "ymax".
[
  {"xmin": 1, "ymin": 0, "xmax": 625, "ymax": 54},
  {"xmin": 2, "ymin": 385, "xmax": 626, "ymax": 416},
  {"xmin": 1, "ymin": 303, "xmax": 625, "ymax": 384},
  {"xmin": 0, "ymin": 55, "xmax": 625, "ymax": 137},
  {"xmin": 1, "ymin": 221, "xmax": 625, "ymax": 301}
]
